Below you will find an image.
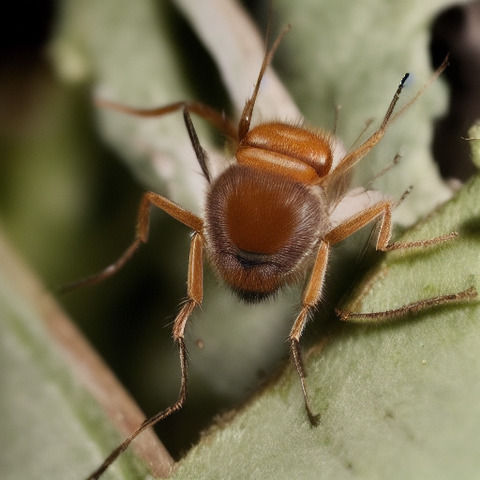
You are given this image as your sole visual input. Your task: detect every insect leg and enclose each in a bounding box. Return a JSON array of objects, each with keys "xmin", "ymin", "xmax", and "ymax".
[
  {"xmin": 325, "ymin": 201, "xmax": 477, "ymax": 320},
  {"xmin": 96, "ymin": 97, "xmax": 238, "ymax": 141},
  {"xmin": 84, "ymin": 232, "xmax": 204, "ymax": 480},
  {"xmin": 289, "ymin": 241, "xmax": 330, "ymax": 425},
  {"xmin": 325, "ymin": 200, "xmax": 456, "ymax": 251},
  {"xmin": 337, "ymin": 286, "xmax": 477, "ymax": 322},
  {"xmin": 60, "ymin": 193, "xmax": 203, "ymax": 293}
]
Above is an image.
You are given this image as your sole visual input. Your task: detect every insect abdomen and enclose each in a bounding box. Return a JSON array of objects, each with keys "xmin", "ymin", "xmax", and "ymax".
[{"xmin": 205, "ymin": 165, "xmax": 328, "ymax": 301}]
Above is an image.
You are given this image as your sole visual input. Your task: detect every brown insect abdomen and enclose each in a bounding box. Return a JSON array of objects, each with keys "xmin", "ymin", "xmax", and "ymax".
[
  {"xmin": 205, "ymin": 165, "xmax": 328, "ymax": 301},
  {"xmin": 225, "ymin": 177, "xmax": 296, "ymax": 255}
]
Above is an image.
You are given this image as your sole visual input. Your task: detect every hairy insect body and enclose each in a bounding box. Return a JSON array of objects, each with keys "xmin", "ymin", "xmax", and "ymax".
[
  {"xmin": 203, "ymin": 120, "xmax": 340, "ymax": 302},
  {"xmin": 205, "ymin": 162, "xmax": 330, "ymax": 302}
]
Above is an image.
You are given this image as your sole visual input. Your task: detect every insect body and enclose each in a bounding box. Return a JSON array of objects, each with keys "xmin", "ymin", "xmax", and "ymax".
[
  {"xmin": 77, "ymin": 27, "xmax": 476, "ymax": 480},
  {"xmin": 207, "ymin": 125, "xmax": 335, "ymax": 301}
]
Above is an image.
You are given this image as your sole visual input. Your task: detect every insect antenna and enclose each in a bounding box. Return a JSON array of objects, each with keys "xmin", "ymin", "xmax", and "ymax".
[
  {"xmin": 388, "ymin": 55, "xmax": 449, "ymax": 125},
  {"xmin": 364, "ymin": 153, "xmax": 402, "ymax": 189},
  {"xmin": 183, "ymin": 109, "xmax": 211, "ymax": 182},
  {"xmin": 324, "ymin": 56, "xmax": 449, "ymax": 186},
  {"xmin": 396, "ymin": 185, "xmax": 414, "ymax": 207},
  {"xmin": 348, "ymin": 118, "xmax": 375, "ymax": 151},
  {"xmin": 238, "ymin": 24, "xmax": 291, "ymax": 139},
  {"xmin": 331, "ymin": 104, "xmax": 343, "ymax": 136}
]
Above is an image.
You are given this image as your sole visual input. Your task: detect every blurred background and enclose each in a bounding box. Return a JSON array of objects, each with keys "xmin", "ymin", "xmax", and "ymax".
[{"xmin": 1, "ymin": 0, "xmax": 478, "ymax": 463}]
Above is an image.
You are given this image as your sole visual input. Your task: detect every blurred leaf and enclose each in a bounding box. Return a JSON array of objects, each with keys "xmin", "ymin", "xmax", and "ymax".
[
  {"xmin": 0, "ymin": 227, "xmax": 172, "ymax": 480},
  {"xmin": 467, "ymin": 122, "xmax": 480, "ymax": 170}
]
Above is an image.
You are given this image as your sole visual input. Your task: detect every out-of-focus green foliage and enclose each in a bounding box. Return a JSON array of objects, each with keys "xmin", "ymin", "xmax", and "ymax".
[{"xmin": 1, "ymin": 0, "xmax": 478, "ymax": 479}]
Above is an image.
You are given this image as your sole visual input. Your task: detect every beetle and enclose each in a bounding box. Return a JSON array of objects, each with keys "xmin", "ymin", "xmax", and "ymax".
[{"xmin": 75, "ymin": 26, "xmax": 477, "ymax": 480}]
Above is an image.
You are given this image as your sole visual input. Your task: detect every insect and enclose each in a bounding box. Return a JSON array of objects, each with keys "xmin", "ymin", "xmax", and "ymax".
[{"xmin": 73, "ymin": 25, "xmax": 477, "ymax": 480}]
